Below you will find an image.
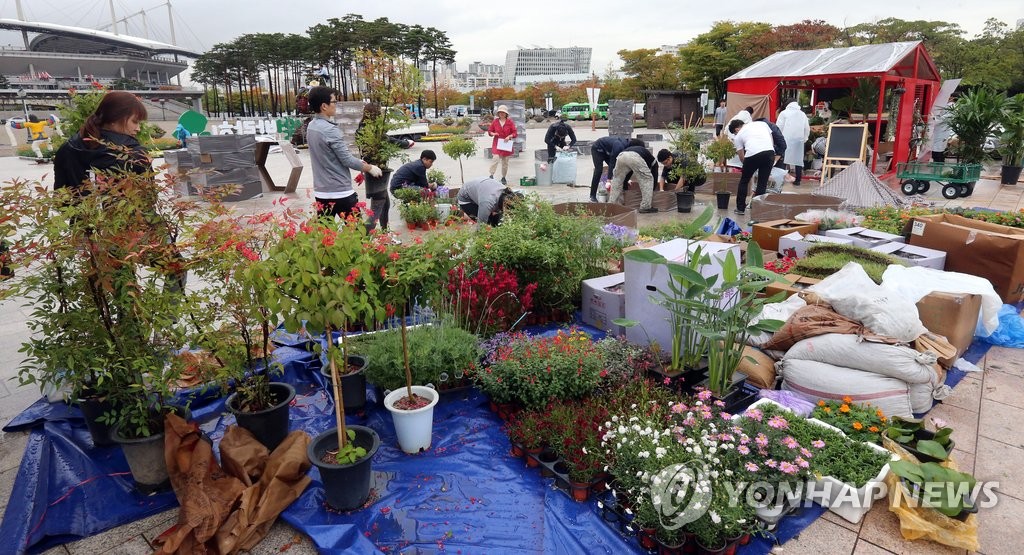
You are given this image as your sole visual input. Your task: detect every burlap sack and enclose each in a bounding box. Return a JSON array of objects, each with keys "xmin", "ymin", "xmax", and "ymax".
[{"xmin": 763, "ymin": 304, "xmax": 897, "ymax": 351}]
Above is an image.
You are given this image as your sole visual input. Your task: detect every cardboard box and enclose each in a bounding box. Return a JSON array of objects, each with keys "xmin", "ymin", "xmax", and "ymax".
[
  {"xmin": 916, "ymin": 291, "xmax": 982, "ymax": 367},
  {"xmin": 623, "ymin": 239, "xmax": 741, "ymax": 351},
  {"xmin": 749, "ymin": 193, "xmax": 844, "ymax": 222},
  {"xmin": 581, "ymin": 273, "xmax": 627, "ymax": 336},
  {"xmin": 764, "ymin": 274, "xmax": 822, "ymax": 299},
  {"xmin": 552, "ymin": 202, "xmax": 638, "ymax": 229},
  {"xmin": 871, "ymin": 242, "xmax": 946, "ymax": 270},
  {"xmin": 824, "ymin": 227, "xmax": 905, "ymax": 249},
  {"xmin": 777, "ymin": 232, "xmax": 854, "ymax": 258},
  {"xmin": 906, "ymin": 214, "xmax": 1024, "ymax": 303},
  {"xmin": 753, "ymin": 220, "xmax": 820, "ymax": 252}
]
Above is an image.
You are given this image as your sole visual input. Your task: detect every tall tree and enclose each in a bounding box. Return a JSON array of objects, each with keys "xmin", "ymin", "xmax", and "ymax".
[
  {"xmin": 677, "ymin": 21, "xmax": 772, "ymax": 102},
  {"xmin": 616, "ymin": 49, "xmax": 682, "ymax": 98},
  {"xmin": 423, "ymin": 27, "xmax": 456, "ymax": 115}
]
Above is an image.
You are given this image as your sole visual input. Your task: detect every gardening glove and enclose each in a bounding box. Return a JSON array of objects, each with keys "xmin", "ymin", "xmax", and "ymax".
[{"xmin": 367, "ymin": 165, "xmax": 383, "ymax": 178}]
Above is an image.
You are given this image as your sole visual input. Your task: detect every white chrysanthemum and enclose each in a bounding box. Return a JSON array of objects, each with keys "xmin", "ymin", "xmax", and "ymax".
[{"xmin": 710, "ymin": 511, "xmax": 721, "ymax": 524}]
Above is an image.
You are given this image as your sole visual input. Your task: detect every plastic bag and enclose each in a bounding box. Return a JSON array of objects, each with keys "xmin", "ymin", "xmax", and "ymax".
[
  {"xmin": 716, "ymin": 217, "xmax": 744, "ymax": 237},
  {"xmin": 881, "ymin": 443, "xmax": 980, "ymax": 551},
  {"xmin": 552, "ymin": 150, "xmax": 577, "ymax": 184},
  {"xmin": 756, "ymin": 389, "xmax": 816, "ymax": 416},
  {"xmin": 977, "ymin": 304, "xmax": 1024, "ymax": 348},
  {"xmin": 880, "ymin": 265, "xmax": 1002, "ymax": 336}
]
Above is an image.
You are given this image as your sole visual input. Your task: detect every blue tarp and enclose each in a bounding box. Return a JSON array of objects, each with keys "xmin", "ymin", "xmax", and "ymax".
[{"xmin": 3, "ymin": 321, "xmax": 928, "ymax": 554}]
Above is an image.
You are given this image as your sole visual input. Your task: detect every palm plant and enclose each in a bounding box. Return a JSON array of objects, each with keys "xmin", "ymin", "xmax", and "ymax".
[
  {"xmin": 944, "ymin": 88, "xmax": 1005, "ymax": 164},
  {"xmin": 998, "ymin": 93, "xmax": 1024, "ymax": 167}
]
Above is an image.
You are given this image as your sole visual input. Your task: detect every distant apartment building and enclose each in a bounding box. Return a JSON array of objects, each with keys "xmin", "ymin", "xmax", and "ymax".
[
  {"xmin": 502, "ymin": 46, "xmax": 592, "ymax": 86},
  {"xmin": 658, "ymin": 43, "xmax": 687, "ymax": 57}
]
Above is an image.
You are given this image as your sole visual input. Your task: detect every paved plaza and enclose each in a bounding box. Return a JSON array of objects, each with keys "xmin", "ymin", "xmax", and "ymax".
[{"xmin": 1, "ymin": 123, "xmax": 1022, "ymax": 554}]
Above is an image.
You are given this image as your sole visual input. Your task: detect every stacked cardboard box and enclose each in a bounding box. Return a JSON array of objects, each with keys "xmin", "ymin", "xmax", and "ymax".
[
  {"xmin": 752, "ymin": 220, "xmax": 819, "ymax": 252},
  {"xmin": 777, "ymin": 232, "xmax": 853, "ymax": 258},
  {"xmin": 871, "ymin": 242, "xmax": 946, "ymax": 270},
  {"xmin": 824, "ymin": 227, "xmax": 905, "ymax": 249}
]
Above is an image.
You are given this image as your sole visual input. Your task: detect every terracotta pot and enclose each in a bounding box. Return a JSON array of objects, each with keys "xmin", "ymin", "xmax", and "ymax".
[
  {"xmin": 525, "ymin": 446, "xmax": 543, "ymax": 467},
  {"xmin": 510, "ymin": 444, "xmax": 524, "ymax": 458},
  {"xmin": 570, "ymin": 482, "xmax": 590, "ymax": 502},
  {"xmin": 639, "ymin": 528, "xmax": 658, "ymax": 550},
  {"xmin": 405, "ymin": 222, "xmax": 417, "ymax": 231}
]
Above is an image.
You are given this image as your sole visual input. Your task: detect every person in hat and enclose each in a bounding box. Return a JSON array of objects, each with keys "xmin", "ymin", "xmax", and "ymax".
[
  {"xmin": 487, "ymin": 105, "xmax": 517, "ymax": 185},
  {"xmin": 544, "ymin": 118, "xmax": 577, "ymax": 163},
  {"xmin": 456, "ymin": 177, "xmax": 521, "ymax": 228}
]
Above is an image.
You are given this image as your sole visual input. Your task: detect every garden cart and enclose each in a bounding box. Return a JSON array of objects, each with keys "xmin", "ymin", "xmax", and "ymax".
[{"xmin": 896, "ymin": 161, "xmax": 983, "ymax": 199}]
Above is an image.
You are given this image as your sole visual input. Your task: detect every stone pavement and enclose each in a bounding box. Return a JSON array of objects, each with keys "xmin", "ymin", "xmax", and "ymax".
[{"xmin": 0, "ymin": 123, "xmax": 1022, "ymax": 554}]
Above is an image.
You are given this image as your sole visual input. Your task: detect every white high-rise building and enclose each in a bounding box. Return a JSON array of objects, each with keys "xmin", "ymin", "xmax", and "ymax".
[{"xmin": 503, "ymin": 47, "xmax": 592, "ymax": 85}]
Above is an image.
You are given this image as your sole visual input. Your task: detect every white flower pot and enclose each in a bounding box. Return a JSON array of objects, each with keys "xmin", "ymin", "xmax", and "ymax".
[
  {"xmin": 436, "ymin": 204, "xmax": 452, "ymax": 220},
  {"xmin": 384, "ymin": 385, "xmax": 439, "ymax": 454}
]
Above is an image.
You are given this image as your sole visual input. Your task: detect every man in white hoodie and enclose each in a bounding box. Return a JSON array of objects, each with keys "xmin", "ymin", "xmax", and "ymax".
[{"xmin": 776, "ymin": 102, "xmax": 810, "ymax": 186}]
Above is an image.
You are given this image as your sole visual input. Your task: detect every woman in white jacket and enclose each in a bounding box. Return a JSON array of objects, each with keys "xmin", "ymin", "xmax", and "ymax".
[{"xmin": 776, "ymin": 102, "xmax": 810, "ymax": 186}]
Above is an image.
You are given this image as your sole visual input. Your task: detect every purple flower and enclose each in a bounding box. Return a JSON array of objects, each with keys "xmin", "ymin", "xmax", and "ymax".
[
  {"xmin": 782, "ymin": 436, "xmax": 798, "ymax": 449},
  {"xmin": 697, "ymin": 389, "xmax": 713, "ymax": 402},
  {"xmin": 796, "ymin": 457, "xmax": 810, "ymax": 469},
  {"xmin": 765, "ymin": 459, "xmax": 777, "ymax": 468},
  {"xmin": 755, "ymin": 433, "xmax": 769, "ymax": 447},
  {"xmin": 812, "ymin": 440, "xmax": 825, "ymax": 449},
  {"xmin": 767, "ymin": 415, "xmax": 789, "ymax": 429},
  {"xmin": 800, "ymin": 447, "xmax": 812, "ymax": 458},
  {"xmin": 779, "ymin": 461, "xmax": 798, "ymax": 474},
  {"xmin": 745, "ymin": 462, "xmax": 759, "ymax": 472},
  {"xmin": 737, "ymin": 445, "xmax": 751, "ymax": 455}
]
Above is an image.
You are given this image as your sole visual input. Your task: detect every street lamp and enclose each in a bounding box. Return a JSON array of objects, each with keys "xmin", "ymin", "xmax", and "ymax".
[
  {"xmin": 17, "ymin": 88, "xmax": 28, "ymax": 119},
  {"xmin": 544, "ymin": 92, "xmax": 553, "ymax": 116},
  {"xmin": 158, "ymin": 98, "xmax": 167, "ymax": 121}
]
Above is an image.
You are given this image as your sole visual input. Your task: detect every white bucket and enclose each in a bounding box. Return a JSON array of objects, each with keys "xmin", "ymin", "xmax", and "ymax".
[
  {"xmin": 383, "ymin": 385, "xmax": 439, "ymax": 454},
  {"xmin": 436, "ymin": 204, "xmax": 452, "ymax": 221}
]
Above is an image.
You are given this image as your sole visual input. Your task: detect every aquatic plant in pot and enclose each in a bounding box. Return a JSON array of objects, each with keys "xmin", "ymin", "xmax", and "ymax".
[
  {"xmin": 885, "ymin": 416, "xmax": 955, "ymax": 463},
  {"xmin": 4, "ymin": 169, "xmax": 216, "ymax": 489},
  {"xmin": 261, "ymin": 209, "xmax": 384, "ymax": 510},
  {"xmin": 372, "ymin": 231, "xmax": 450, "ymax": 454},
  {"xmin": 192, "ymin": 212, "xmax": 296, "ymax": 451},
  {"xmin": 616, "ymin": 207, "xmax": 715, "ymax": 380},
  {"xmin": 890, "ymin": 460, "xmax": 978, "ymax": 521}
]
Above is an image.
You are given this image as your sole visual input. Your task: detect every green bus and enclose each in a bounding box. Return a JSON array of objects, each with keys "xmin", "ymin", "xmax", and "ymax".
[{"xmin": 560, "ymin": 102, "xmax": 609, "ymax": 120}]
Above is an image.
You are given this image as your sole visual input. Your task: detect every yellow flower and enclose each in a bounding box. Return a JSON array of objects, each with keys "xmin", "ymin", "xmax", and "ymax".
[
  {"xmin": 869, "ymin": 426, "xmax": 879, "ymax": 433},
  {"xmin": 823, "ymin": 407, "xmax": 832, "ymax": 413},
  {"xmin": 875, "ymin": 409, "xmax": 885, "ymax": 418},
  {"xmin": 817, "ymin": 400, "xmax": 826, "ymax": 407},
  {"xmin": 842, "ymin": 396, "xmax": 853, "ymax": 404},
  {"xmin": 852, "ymin": 422, "xmax": 863, "ymax": 430},
  {"xmin": 839, "ymin": 404, "xmax": 850, "ymax": 413}
]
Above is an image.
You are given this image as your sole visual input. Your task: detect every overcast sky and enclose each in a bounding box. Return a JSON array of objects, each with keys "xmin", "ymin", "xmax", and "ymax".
[{"xmin": 3, "ymin": 0, "xmax": 1022, "ymax": 73}]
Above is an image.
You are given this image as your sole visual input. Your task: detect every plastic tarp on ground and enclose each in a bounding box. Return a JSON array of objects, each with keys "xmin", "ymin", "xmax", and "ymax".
[
  {"xmin": 814, "ymin": 161, "xmax": 912, "ymax": 209},
  {"xmin": 3, "ymin": 322, "xmax": 926, "ymax": 555}
]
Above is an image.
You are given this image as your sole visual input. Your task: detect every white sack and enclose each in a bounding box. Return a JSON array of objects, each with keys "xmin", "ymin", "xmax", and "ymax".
[
  {"xmin": 779, "ymin": 359, "xmax": 914, "ymax": 418},
  {"xmin": 880, "ymin": 265, "xmax": 1002, "ymax": 336},
  {"xmin": 807, "ymin": 262, "xmax": 878, "ymax": 300},
  {"xmin": 784, "ymin": 334, "xmax": 937, "ymax": 384},
  {"xmin": 747, "ymin": 294, "xmax": 807, "ymax": 347},
  {"xmin": 908, "ymin": 381, "xmax": 949, "ymax": 414},
  {"xmin": 828, "ymin": 290, "xmax": 927, "ymax": 342}
]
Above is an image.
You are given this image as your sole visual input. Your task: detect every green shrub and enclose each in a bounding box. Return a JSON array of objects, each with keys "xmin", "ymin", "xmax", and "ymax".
[{"xmin": 355, "ymin": 325, "xmax": 481, "ymax": 391}]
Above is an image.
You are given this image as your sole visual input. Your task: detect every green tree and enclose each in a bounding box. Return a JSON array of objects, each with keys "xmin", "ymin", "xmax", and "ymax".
[
  {"xmin": 677, "ymin": 21, "xmax": 772, "ymax": 102},
  {"xmin": 616, "ymin": 49, "xmax": 681, "ymax": 98}
]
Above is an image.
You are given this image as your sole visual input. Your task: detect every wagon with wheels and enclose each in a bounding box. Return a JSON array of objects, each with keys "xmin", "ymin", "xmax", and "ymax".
[{"xmin": 896, "ymin": 161, "xmax": 982, "ymax": 199}]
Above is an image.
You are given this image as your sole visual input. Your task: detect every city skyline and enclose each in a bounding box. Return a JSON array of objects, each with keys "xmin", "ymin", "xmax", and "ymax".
[{"xmin": 1, "ymin": 0, "xmax": 1021, "ymax": 78}]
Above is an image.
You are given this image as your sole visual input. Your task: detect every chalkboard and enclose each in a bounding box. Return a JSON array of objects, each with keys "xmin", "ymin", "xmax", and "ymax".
[{"xmin": 824, "ymin": 124, "xmax": 869, "ymax": 161}]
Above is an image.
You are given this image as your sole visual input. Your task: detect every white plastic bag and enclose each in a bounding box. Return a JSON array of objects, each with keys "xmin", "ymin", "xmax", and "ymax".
[{"xmin": 552, "ymin": 150, "xmax": 577, "ymax": 184}]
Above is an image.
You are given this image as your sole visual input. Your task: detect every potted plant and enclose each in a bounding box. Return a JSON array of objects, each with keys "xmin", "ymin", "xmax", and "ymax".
[
  {"xmin": 355, "ymin": 324, "xmax": 481, "ymax": 393},
  {"xmin": 441, "ymin": 135, "xmax": 478, "ymax": 183},
  {"xmin": 811, "ymin": 398, "xmax": 888, "ymax": 444},
  {"xmin": 372, "ymin": 232, "xmax": 451, "ymax": 454},
  {"xmin": 944, "ymin": 88, "xmax": 1003, "ymax": 166},
  {"xmin": 4, "ymin": 167, "xmax": 215, "ymax": 489},
  {"xmin": 441, "ymin": 261, "xmax": 537, "ymax": 337},
  {"xmin": 617, "ymin": 207, "xmax": 720, "ymax": 380},
  {"xmin": 890, "ymin": 460, "xmax": 978, "ymax": 521},
  {"xmin": 261, "ymin": 210, "xmax": 384, "ymax": 510},
  {"xmin": 476, "ymin": 329, "xmax": 606, "ymax": 411},
  {"xmin": 998, "ymin": 93, "xmax": 1024, "ymax": 185},
  {"xmin": 884, "ymin": 416, "xmax": 955, "ymax": 463},
  {"xmin": 704, "ymin": 135, "xmax": 738, "ymax": 172},
  {"xmin": 192, "ymin": 213, "xmax": 296, "ymax": 451}
]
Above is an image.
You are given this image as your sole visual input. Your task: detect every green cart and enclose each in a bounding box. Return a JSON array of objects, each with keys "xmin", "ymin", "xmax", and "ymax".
[{"xmin": 897, "ymin": 161, "xmax": 983, "ymax": 199}]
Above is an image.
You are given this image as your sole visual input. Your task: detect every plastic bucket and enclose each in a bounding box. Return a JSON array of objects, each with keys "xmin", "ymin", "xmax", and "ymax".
[
  {"xmin": 534, "ymin": 160, "xmax": 553, "ymax": 186},
  {"xmin": 384, "ymin": 385, "xmax": 439, "ymax": 453}
]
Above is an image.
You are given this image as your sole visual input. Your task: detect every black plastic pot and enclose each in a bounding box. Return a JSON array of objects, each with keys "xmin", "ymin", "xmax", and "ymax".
[
  {"xmin": 1001, "ymin": 165, "xmax": 1023, "ymax": 185},
  {"xmin": 676, "ymin": 190, "xmax": 695, "ymax": 213},
  {"xmin": 111, "ymin": 405, "xmax": 191, "ymax": 494},
  {"xmin": 363, "ymin": 169, "xmax": 393, "ymax": 196},
  {"xmin": 309, "ymin": 425, "xmax": 380, "ymax": 511},
  {"xmin": 79, "ymin": 395, "xmax": 117, "ymax": 447},
  {"xmin": 226, "ymin": 382, "xmax": 296, "ymax": 452},
  {"xmin": 716, "ymin": 191, "xmax": 731, "ymax": 210},
  {"xmin": 320, "ymin": 355, "xmax": 369, "ymax": 414},
  {"xmin": 904, "ymin": 429, "xmax": 956, "ymax": 464}
]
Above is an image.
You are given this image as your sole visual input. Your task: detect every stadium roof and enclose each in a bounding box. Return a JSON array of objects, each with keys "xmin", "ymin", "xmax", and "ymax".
[{"xmin": 0, "ymin": 18, "xmax": 200, "ymax": 57}]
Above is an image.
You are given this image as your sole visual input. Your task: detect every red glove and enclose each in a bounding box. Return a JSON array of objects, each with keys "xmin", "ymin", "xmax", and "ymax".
[{"xmin": 354, "ymin": 173, "xmax": 365, "ymax": 185}]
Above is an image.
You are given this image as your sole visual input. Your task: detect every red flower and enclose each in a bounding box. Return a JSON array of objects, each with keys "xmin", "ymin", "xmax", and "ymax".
[
  {"xmin": 389, "ymin": 251, "xmax": 400, "ymax": 261},
  {"xmin": 346, "ymin": 268, "xmax": 360, "ymax": 284}
]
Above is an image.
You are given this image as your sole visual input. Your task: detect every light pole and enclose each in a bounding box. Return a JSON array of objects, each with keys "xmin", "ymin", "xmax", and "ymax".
[
  {"xmin": 544, "ymin": 92, "xmax": 553, "ymax": 117},
  {"xmin": 159, "ymin": 98, "xmax": 167, "ymax": 121},
  {"xmin": 17, "ymin": 88, "xmax": 28, "ymax": 119}
]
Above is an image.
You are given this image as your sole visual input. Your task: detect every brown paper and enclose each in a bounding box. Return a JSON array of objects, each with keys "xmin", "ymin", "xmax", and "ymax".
[
  {"xmin": 154, "ymin": 416, "xmax": 312, "ymax": 555},
  {"xmin": 762, "ymin": 303, "xmax": 897, "ymax": 351}
]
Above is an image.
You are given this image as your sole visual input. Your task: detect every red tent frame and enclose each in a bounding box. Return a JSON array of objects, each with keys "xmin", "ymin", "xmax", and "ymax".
[{"xmin": 726, "ymin": 42, "xmax": 942, "ymax": 174}]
